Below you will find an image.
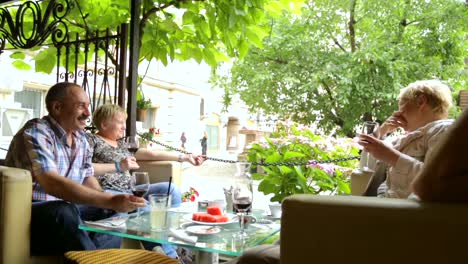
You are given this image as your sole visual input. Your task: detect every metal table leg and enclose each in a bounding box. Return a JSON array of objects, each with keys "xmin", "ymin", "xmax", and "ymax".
[{"xmin": 196, "ymin": 251, "xmax": 219, "ymax": 264}]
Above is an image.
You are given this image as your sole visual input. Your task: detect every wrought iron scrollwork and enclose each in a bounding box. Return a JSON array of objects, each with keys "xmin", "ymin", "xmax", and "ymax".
[{"xmin": 0, "ymin": 0, "xmax": 71, "ymax": 51}]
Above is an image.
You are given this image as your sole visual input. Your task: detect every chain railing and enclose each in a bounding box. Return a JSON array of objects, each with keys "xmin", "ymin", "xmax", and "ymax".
[
  {"xmin": 1, "ymin": 137, "xmax": 361, "ymax": 166},
  {"xmin": 140, "ymin": 135, "xmax": 361, "ymax": 167}
]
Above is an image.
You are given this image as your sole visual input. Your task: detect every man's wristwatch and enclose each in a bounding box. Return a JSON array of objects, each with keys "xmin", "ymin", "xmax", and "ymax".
[{"xmin": 178, "ymin": 154, "xmax": 184, "ymax": 163}]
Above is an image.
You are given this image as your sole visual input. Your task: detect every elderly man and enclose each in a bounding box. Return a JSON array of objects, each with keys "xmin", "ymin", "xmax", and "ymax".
[{"xmin": 5, "ymin": 82, "xmax": 145, "ymax": 255}]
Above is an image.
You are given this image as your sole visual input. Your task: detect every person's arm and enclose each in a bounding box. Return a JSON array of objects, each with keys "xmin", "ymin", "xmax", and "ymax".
[
  {"xmin": 92, "ymin": 157, "xmax": 140, "ymax": 176},
  {"xmin": 36, "ymin": 170, "xmax": 144, "ymax": 212},
  {"xmin": 135, "ymin": 148, "xmax": 206, "ymax": 166},
  {"xmin": 82, "ymin": 176, "xmax": 103, "ymax": 191}
]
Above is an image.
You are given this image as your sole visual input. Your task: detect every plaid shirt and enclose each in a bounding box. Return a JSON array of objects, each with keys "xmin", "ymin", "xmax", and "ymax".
[{"xmin": 5, "ymin": 115, "xmax": 94, "ymax": 201}]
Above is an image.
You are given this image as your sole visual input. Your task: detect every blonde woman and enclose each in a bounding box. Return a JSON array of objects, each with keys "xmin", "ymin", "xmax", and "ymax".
[
  {"xmin": 358, "ymin": 79, "xmax": 454, "ymax": 199},
  {"xmin": 87, "ymin": 104, "xmax": 206, "ymax": 258}
]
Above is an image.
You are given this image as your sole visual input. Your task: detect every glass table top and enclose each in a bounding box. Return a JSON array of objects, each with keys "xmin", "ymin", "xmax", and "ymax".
[{"xmin": 79, "ymin": 210, "xmax": 280, "ymax": 257}]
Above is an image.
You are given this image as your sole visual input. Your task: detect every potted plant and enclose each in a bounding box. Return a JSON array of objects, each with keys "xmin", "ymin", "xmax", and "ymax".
[
  {"xmin": 136, "ymin": 90, "xmax": 152, "ymax": 121},
  {"xmin": 138, "ymin": 127, "xmax": 160, "ymax": 147},
  {"xmin": 246, "ymin": 121, "xmax": 360, "ymax": 204}
]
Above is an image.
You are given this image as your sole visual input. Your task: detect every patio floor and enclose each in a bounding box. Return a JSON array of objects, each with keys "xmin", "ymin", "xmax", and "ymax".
[{"xmin": 180, "ymin": 157, "xmax": 273, "ymax": 213}]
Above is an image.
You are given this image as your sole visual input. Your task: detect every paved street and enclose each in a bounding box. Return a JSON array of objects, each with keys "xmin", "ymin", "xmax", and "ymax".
[{"xmin": 180, "ymin": 158, "xmax": 273, "ymax": 212}]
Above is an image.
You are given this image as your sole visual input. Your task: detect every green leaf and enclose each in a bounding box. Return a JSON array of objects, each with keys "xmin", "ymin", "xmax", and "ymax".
[
  {"xmin": 279, "ymin": 165, "xmax": 293, "ymax": 175},
  {"xmin": 265, "ymin": 152, "xmax": 282, "ymax": 163},
  {"xmin": 12, "ymin": 60, "xmax": 32, "ymax": 70},
  {"xmin": 284, "ymin": 151, "xmax": 305, "ymax": 160},
  {"xmin": 34, "ymin": 48, "xmax": 57, "ymax": 74},
  {"xmin": 10, "ymin": 51, "xmax": 25, "ymax": 59}
]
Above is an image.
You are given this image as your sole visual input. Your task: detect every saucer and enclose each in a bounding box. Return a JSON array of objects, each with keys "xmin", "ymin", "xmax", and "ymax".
[
  {"xmin": 264, "ymin": 214, "xmax": 281, "ymax": 220},
  {"xmin": 185, "ymin": 225, "xmax": 221, "ymax": 235}
]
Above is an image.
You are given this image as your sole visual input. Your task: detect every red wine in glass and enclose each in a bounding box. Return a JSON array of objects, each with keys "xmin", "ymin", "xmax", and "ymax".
[
  {"xmin": 129, "ymin": 172, "xmax": 149, "ymax": 224},
  {"xmin": 124, "ymin": 136, "xmax": 139, "ymax": 157},
  {"xmin": 128, "ymin": 147, "xmax": 139, "ymax": 155},
  {"xmin": 233, "ymin": 201, "xmax": 252, "ymax": 213},
  {"xmin": 131, "ymin": 188, "xmax": 147, "ymax": 197}
]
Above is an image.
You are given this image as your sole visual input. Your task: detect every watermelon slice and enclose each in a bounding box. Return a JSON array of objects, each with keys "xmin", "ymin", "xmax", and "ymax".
[
  {"xmin": 198, "ymin": 213, "xmax": 217, "ymax": 223},
  {"xmin": 214, "ymin": 215, "xmax": 229, "ymax": 223},
  {"xmin": 207, "ymin": 206, "xmax": 223, "ymax": 216},
  {"xmin": 192, "ymin": 212, "xmax": 204, "ymax": 221}
]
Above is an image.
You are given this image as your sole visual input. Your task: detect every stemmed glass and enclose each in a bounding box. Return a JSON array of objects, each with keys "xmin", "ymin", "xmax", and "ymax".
[
  {"xmin": 359, "ymin": 121, "xmax": 379, "ymax": 172},
  {"xmin": 129, "ymin": 171, "xmax": 149, "ymax": 224},
  {"xmin": 124, "ymin": 136, "xmax": 139, "ymax": 174},
  {"xmin": 124, "ymin": 136, "xmax": 140, "ymax": 156},
  {"xmin": 232, "ymin": 162, "xmax": 253, "ymax": 238}
]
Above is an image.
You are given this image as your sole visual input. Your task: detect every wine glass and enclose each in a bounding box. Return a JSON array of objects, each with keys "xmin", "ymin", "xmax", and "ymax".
[
  {"xmin": 124, "ymin": 136, "xmax": 140, "ymax": 156},
  {"xmin": 129, "ymin": 171, "xmax": 149, "ymax": 224},
  {"xmin": 232, "ymin": 162, "xmax": 253, "ymax": 238},
  {"xmin": 359, "ymin": 121, "xmax": 379, "ymax": 172}
]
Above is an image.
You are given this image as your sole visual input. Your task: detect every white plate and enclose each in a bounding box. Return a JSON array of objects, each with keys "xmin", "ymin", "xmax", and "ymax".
[
  {"xmin": 182, "ymin": 213, "xmax": 237, "ymax": 225},
  {"xmin": 185, "ymin": 225, "xmax": 221, "ymax": 235}
]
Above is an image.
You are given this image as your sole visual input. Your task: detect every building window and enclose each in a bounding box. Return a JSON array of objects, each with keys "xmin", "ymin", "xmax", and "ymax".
[
  {"xmin": 14, "ymin": 89, "xmax": 44, "ymax": 118},
  {"xmin": 200, "ymin": 98, "xmax": 205, "ymax": 118},
  {"xmin": 142, "ymin": 107, "xmax": 158, "ymax": 129},
  {"xmin": 206, "ymin": 125, "xmax": 218, "ymax": 151}
]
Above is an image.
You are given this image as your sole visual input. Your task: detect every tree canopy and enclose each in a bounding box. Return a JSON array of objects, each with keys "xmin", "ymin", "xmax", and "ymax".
[
  {"xmin": 216, "ymin": 0, "xmax": 468, "ymax": 136},
  {"xmin": 4, "ymin": 0, "xmax": 303, "ymax": 72}
]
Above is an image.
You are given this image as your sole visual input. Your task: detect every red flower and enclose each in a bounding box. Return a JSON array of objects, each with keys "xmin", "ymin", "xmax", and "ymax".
[
  {"xmin": 182, "ymin": 187, "xmax": 199, "ymax": 202},
  {"xmin": 190, "ymin": 187, "xmax": 199, "ymax": 196}
]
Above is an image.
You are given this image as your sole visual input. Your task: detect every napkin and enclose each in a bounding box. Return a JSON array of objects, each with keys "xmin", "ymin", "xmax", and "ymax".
[
  {"xmin": 169, "ymin": 228, "xmax": 198, "ymax": 244},
  {"xmin": 84, "ymin": 216, "xmax": 127, "ymax": 228}
]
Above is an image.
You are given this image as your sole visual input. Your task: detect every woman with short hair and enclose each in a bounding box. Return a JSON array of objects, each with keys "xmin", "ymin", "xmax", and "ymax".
[{"xmin": 359, "ymin": 79, "xmax": 454, "ymax": 198}]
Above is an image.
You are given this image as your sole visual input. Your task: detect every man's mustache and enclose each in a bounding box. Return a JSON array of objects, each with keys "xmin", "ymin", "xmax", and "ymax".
[{"xmin": 78, "ymin": 115, "xmax": 89, "ymax": 121}]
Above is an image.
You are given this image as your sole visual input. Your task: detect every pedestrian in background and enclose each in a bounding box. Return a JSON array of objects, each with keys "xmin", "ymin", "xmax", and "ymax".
[
  {"xmin": 180, "ymin": 132, "xmax": 187, "ymax": 150},
  {"xmin": 200, "ymin": 131, "xmax": 208, "ymax": 155}
]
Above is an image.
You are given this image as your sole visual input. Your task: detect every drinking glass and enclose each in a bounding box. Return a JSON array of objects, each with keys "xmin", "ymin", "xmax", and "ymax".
[
  {"xmin": 124, "ymin": 136, "xmax": 140, "ymax": 156},
  {"xmin": 359, "ymin": 121, "xmax": 378, "ymax": 171},
  {"xmin": 232, "ymin": 162, "xmax": 253, "ymax": 238},
  {"xmin": 129, "ymin": 171, "xmax": 149, "ymax": 224}
]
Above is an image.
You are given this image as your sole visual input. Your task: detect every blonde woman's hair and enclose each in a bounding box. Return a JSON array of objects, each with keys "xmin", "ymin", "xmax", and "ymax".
[
  {"xmin": 93, "ymin": 104, "xmax": 127, "ymax": 130},
  {"xmin": 398, "ymin": 79, "xmax": 453, "ymax": 116}
]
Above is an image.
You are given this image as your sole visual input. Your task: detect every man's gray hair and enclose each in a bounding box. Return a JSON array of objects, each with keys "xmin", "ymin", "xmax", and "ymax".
[{"xmin": 45, "ymin": 82, "xmax": 81, "ymax": 112}]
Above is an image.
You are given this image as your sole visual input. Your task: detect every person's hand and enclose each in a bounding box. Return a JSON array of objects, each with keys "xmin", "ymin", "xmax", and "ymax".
[
  {"xmin": 109, "ymin": 194, "xmax": 146, "ymax": 213},
  {"xmin": 358, "ymin": 134, "xmax": 400, "ymax": 166},
  {"xmin": 377, "ymin": 111, "xmax": 407, "ymax": 138},
  {"xmin": 185, "ymin": 154, "xmax": 206, "ymax": 166},
  {"xmin": 120, "ymin": 157, "xmax": 139, "ymax": 171}
]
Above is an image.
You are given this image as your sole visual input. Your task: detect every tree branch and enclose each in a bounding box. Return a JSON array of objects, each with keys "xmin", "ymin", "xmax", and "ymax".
[
  {"xmin": 348, "ymin": 0, "xmax": 357, "ymax": 52},
  {"xmin": 332, "ymin": 37, "xmax": 347, "ymax": 52}
]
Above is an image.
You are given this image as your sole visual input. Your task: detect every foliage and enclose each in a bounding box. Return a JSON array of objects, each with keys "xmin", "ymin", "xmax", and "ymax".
[
  {"xmin": 139, "ymin": 127, "xmax": 160, "ymax": 145},
  {"xmin": 216, "ymin": 0, "xmax": 468, "ymax": 136},
  {"xmin": 247, "ymin": 121, "xmax": 360, "ymax": 203},
  {"xmin": 182, "ymin": 187, "xmax": 199, "ymax": 202},
  {"xmin": 136, "ymin": 90, "xmax": 152, "ymax": 109},
  {"xmin": 6, "ymin": 0, "xmax": 304, "ymax": 72}
]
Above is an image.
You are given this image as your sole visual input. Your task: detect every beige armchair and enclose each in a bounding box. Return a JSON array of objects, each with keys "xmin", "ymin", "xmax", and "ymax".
[
  {"xmin": 0, "ymin": 165, "xmax": 62, "ymax": 263},
  {"xmin": 281, "ymin": 194, "xmax": 468, "ymax": 264},
  {"xmin": 0, "ymin": 161, "xmax": 181, "ymax": 263}
]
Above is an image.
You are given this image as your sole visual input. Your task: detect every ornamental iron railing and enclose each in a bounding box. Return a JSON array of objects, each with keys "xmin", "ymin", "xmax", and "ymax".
[{"xmin": 0, "ymin": 0, "xmax": 129, "ymax": 128}]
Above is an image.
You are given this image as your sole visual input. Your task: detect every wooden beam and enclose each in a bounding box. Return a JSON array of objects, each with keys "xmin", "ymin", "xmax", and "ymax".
[{"xmin": 126, "ymin": 0, "xmax": 141, "ymax": 137}]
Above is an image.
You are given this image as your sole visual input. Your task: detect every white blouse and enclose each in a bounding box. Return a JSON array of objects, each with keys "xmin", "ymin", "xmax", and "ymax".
[{"xmin": 381, "ymin": 119, "xmax": 454, "ymax": 198}]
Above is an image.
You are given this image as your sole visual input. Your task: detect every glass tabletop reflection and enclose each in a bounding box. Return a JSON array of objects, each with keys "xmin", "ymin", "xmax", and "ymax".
[{"xmin": 79, "ymin": 210, "xmax": 280, "ymax": 257}]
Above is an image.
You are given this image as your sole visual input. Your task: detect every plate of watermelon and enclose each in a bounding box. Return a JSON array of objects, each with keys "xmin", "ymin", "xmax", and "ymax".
[{"xmin": 183, "ymin": 206, "xmax": 237, "ymax": 226}]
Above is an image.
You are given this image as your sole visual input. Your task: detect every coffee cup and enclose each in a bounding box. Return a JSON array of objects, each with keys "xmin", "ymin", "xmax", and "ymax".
[{"xmin": 269, "ymin": 203, "xmax": 282, "ymax": 218}]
